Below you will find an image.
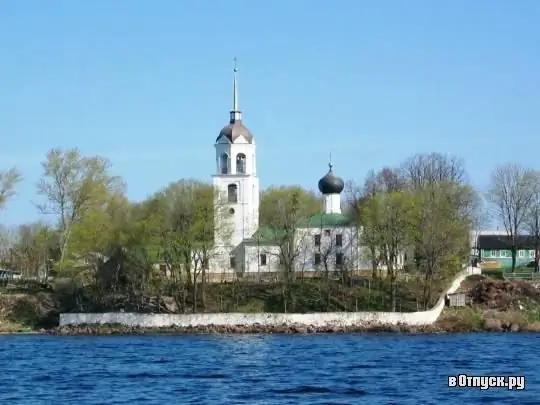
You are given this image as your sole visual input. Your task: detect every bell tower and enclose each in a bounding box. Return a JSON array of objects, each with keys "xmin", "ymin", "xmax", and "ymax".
[{"xmin": 212, "ymin": 59, "xmax": 260, "ymax": 264}]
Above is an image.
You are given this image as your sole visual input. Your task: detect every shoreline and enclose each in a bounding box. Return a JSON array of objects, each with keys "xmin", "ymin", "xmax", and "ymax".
[{"xmin": 43, "ymin": 320, "xmax": 540, "ymax": 335}]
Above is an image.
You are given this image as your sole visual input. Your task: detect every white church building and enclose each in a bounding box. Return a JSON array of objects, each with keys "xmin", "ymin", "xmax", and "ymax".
[{"xmin": 209, "ymin": 64, "xmax": 401, "ymax": 275}]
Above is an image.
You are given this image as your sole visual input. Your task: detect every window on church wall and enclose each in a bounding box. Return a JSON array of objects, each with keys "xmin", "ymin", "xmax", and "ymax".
[
  {"xmin": 236, "ymin": 153, "xmax": 246, "ymax": 174},
  {"xmin": 228, "ymin": 184, "xmax": 238, "ymax": 203},
  {"xmin": 336, "ymin": 234, "xmax": 343, "ymax": 247},
  {"xmin": 314, "ymin": 234, "xmax": 321, "ymax": 246},
  {"xmin": 229, "ymin": 256, "xmax": 236, "ymax": 269},
  {"xmin": 260, "ymin": 253, "xmax": 267, "ymax": 266},
  {"xmin": 336, "ymin": 253, "xmax": 344, "ymax": 266},
  {"xmin": 220, "ymin": 153, "xmax": 229, "ymax": 174},
  {"xmin": 314, "ymin": 253, "xmax": 321, "ymax": 265}
]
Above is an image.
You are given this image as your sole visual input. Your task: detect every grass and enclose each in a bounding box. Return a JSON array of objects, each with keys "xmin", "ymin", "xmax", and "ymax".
[
  {"xmin": 0, "ymin": 269, "xmax": 462, "ymax": 330},
  {"xmin": 80, "ymin": 276, "xmax": 448, "ymax": 314},
  {"xmin": 437, "ymin": 307, "xmax": 484, "ymax": 331},
  {"xmin": 202, "ymin": 278, "xmax": 432, "ymax": 313},
  {"xmin": 0, "ymin": 288, "xmax": 59, "ymax": 330},
  {"xmin": 481, "ymin": 269, "xmax": 504, "ymax": 280},
  {"xmin": 480, "ymin": 266, "xmax": 539, "ymax": 281}
]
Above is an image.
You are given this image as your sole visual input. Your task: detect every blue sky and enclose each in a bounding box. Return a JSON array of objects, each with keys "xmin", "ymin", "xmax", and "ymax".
[{"xmin": 1, "ymin": 0, "xmax": 539, "ymax": 226}]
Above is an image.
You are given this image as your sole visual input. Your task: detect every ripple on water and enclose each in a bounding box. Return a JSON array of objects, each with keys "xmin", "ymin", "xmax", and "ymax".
[{"xmin": 0, "ymin": 333, "xmax": 538, "ymax": 404}]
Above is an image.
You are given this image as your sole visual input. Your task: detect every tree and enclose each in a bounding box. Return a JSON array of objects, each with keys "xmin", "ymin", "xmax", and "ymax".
[
  {"xmin": 147, "ymin": 179, "xmax": 232, "ymax": 312},
  {"xmin": 526, "ymin": 171, "xmax": 540, "ymax": 272},
  {"xmin": 351, "ymin": 167, "xmax": 407, "ymax": 279},
  {"xmin": 407, "ymin": 183, "xmax": 472, "ymax": 308},
  {"xmin": 403, "ymin": 153, "xmax": 465, "ymax": 190},
  {"xmin": 8, "ymin": 222, "xmax": 58, "ymax": 279},
  {"xmin": 259, "ymin": 189, "xmax": 313, "ymax": 312},
  {"xmin": 376, "ymin": 191, "xmax": 413, "ymax": 311},
  {"xmin": 528, "ymin": 180, "xmax": 540, "ymax": 272},
  {"xmin": 0, "ymin": 226, "xmax": 15, "ymax": 268},
  {"xmin": 69, "ymin": 192, "xmax": 132, "ymax": 256},
  {"xmin": 487, "ymin": 164, "xmax": 536, "ymax": 272},
  {"xmin": 260, "ymin": 186, "xmax": 321, "ymax": 227},
  {"xmin": 36, "ymin": 148, "xmax": 122, "ymax": 267},
  {"xmin": 0, "ymin": 168, "xmax": 22, "ymax": 209},
  {"xmin": 402, "ymin": 153, "xmax": 475, "ymax": 308}
]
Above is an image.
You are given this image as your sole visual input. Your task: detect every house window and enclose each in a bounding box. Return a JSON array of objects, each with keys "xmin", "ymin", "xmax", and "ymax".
[
  {"xmin": 491, "ymin": 250, "xmax": 499, "ymax": 258},
  {"xmin": 227, "ymin": 184, "xmax": 238, "ymax": 203},
  {"xmin": 236, "ymin": 153, "xmax": 246, "ymax": 174},
  {"xmin": 314, "ymin": 253, "xmax": 321, "ymax": 265},
  {"xmin": 314, "ymin": 234, "xmax": 321, "ymax": 246},
  {"xmin": 229, "ymin": 256, "xmax": 236, "ymax": 269},
  {"xmin": 220, "ymin": 153, "xmax": 229, "ymax": 174},
  {"xmin": 260, "ymin": 253, "xmax": 267, "ymax": 266},
  {"xmin": 531, "ymin": 250, "xmax": 536, "ymax": 258},
  {"xmin": 519, "ymin": 250, "xmax": 525, "ymax": 258},
  {"xmin": 324, "ymin": 229, "xmax": 331, "ymax": 236},
  {"xmin": 336, "ymin": 253, "xmax": 344, "ymax": 266},
  {"xmin": 335, "ymin": 234, "xmax": 343, "ymax": 247}
]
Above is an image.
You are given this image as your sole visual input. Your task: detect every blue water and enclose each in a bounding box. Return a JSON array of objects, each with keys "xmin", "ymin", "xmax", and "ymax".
[{"xmin": 0, "ymin": 333, "xmax": 538, "ymax": 404}]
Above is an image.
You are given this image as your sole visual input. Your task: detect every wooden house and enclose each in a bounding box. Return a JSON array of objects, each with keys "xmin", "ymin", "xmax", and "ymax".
[{"xmin": 477, "ymin": 234, "xmax": 536, "ymax": 269}]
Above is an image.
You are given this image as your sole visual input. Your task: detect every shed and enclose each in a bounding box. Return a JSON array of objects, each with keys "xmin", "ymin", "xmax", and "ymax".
[{"xmin": 447, "ymin": 292, "xmax": 466, "ymax": 307}]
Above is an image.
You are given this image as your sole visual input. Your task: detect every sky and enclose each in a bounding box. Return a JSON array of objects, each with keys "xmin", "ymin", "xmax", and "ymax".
[{"xmin": 0, "ymin": 0, "xmax": 539, "ymax": 226}]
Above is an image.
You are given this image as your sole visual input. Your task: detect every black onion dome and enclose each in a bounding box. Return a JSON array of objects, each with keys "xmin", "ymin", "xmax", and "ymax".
[
  {"xmin": 318, "ymin": 163, "xmax": 344, "ymax": 194},
  {"xmin": 216, "ymin": 120, "xmax": 254, "ymax": 144}
]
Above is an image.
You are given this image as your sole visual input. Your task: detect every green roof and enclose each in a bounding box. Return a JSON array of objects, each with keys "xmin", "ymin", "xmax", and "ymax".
[
  {"xmin": 244, "ymin": 227, "xmax": 285, "ymax": 245},
  {"xmin": 298, "ymin": 213, "xmax": 354, "ymax": 228}
]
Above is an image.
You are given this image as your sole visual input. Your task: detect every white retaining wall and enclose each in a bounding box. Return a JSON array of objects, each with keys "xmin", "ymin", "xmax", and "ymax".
[{"xmin": 60, "ymin": 269, "xmax": 472, "ymax": 328}]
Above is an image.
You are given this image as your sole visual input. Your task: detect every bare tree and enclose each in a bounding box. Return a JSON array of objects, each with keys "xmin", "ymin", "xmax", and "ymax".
[
  {"xmin": 526, "ymin": 171, "xmax": 540, "ymax": 272},
  {"xmin": 359, "ymin": 171, "xmax": 383, "ymax": 278},
  {"xmin": 314, "ymin": 225, "xmax": 338, "ymax": 310},
  {"xmin": 377, "ymin": 192, "xmax": 412, "ymax": 311},
  {"xmin": 261, "ymin": 190, "xmax": 312, "ymax": 312},
  {"xmin": 0, "ymin": 226, "xmax": 15, "ymax": 267},
  {"xmin": 487, "ymin": 163, "xmax": 536, "ymax": 271},
  {"xmin": 9, "ymin": 222, "xmax": 57, "ymax": 279},
  {"xmin": 403, "ymin": 153, "xmax": 465, "ymax": 190}
]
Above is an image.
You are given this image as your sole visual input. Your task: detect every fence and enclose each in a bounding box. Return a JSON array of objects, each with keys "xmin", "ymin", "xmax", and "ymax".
[
  {"xmin": 503, "ymin": 271, "xmax": 540, "ymax": 281},
  {"xmin": 203, "ymin": 269, "xmax": 387, "ymax": 283}
]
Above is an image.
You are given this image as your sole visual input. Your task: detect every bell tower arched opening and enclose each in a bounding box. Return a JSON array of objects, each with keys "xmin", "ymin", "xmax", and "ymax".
[
  {"xmin": 236, "ymin": 153, "xmax": 246, "ymax": 174},
  {"xmin": 220, "ymin": 153, "xmax": 229, "ymax": 174}
]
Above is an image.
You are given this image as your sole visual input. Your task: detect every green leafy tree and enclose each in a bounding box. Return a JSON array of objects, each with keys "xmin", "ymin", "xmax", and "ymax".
[
  {"xmin": 260, "ymin": 186, "xmax": 322, "ymax": 227},
  {"xmin": 36, "ymin": 148, "xmax": 122, "ymax": 267},
  {"xmin": 0, "ymin": 168, "xmax": 22, "ymax": 209}
]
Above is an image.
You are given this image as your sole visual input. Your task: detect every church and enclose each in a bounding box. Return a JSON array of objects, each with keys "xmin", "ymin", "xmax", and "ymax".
[{"xmin": 209, "ymin": 64, "xmax": 401, "ymax": 275}]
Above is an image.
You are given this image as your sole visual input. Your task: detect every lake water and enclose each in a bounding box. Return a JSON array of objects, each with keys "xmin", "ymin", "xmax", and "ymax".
[{"xmin": 0, "ymin": 333, "xmax": 538, "ymax": 404}]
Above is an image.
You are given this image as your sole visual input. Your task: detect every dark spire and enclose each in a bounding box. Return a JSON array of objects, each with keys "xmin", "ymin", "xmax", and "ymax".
[{"xmin": 230, "ymin": 57, "xmax": 242, "ymax": 123}]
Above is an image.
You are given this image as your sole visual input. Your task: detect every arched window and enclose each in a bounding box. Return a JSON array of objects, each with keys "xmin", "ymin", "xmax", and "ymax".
[
  {"xmin": 220, "ymin": 153, "xmax": 229, "ymax": 174},
  {"xmin": 227, "ymin": 184, "xmax": 238, "ymax": 203},
  {"xmin": 236, "ymin": 153, "xmax": 246, "ymax": 174}
]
